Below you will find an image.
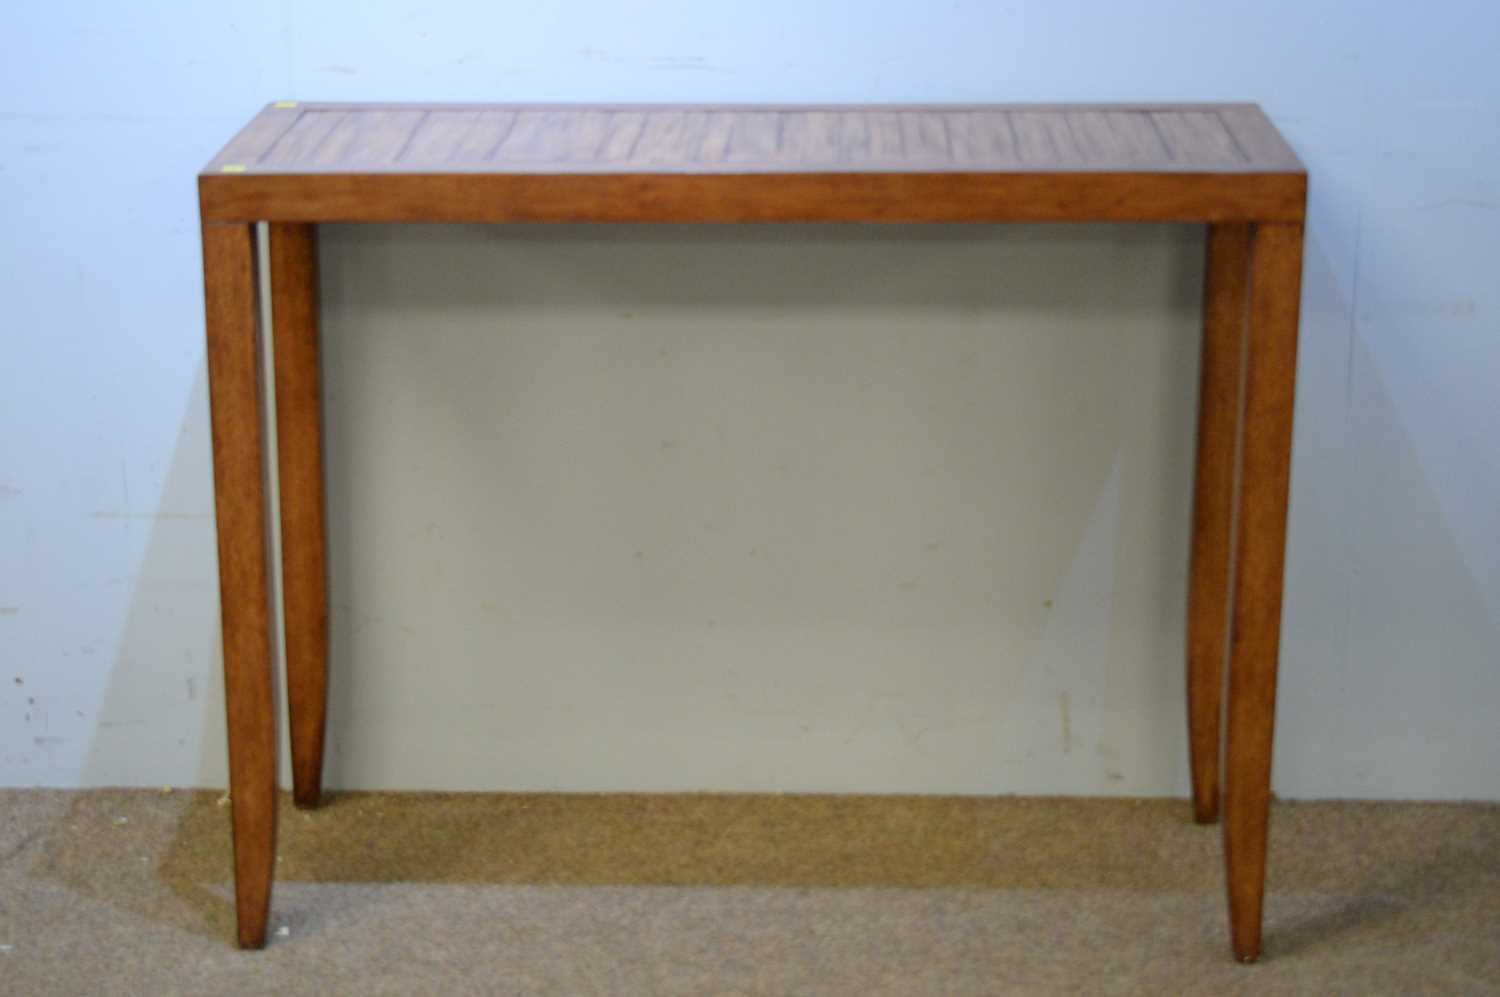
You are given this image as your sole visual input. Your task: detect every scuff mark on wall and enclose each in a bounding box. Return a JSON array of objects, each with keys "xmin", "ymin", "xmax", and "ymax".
[
  {"xmin": 649, "ymin": 55, "xmax": 730, "ymax": 74},
  {"xmin": 1416, "ymin": 198, "xmax": 1499, "ymax": 212},
  {"xmin": 576, "ymin": 47, "xmax": 625, "ymax": 64},
  {"xmin": 1059, "ymin": 691, "xmax": 1071, "ymax": 754},
  {"xmin": 88, "ymin": 511, "xmax": 211, "ymax": 520}
]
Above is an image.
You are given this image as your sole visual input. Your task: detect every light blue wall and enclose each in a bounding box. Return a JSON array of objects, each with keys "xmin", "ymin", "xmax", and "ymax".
[{"xmin": 2, "ymin": 2, "xmax": 1497, "ymax": 797}]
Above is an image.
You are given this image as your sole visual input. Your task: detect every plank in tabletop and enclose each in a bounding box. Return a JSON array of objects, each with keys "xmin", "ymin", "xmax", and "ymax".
[
  {"xmin": 398, "ymin": 109, "xmax": 518, "ymax": 166},
  {"xmin": 493, "ymin": 109, "xmax": 593, "ymax": 162},
  {"xmin": 1065, "ymin": 111, "xmax": 1170, "ymax": 166},
  {"xmin": 725, "ymin": 111, "xmax": 783, "ymax": 163},
  {"xmin": 1151, "ymin": 111, "xmax": 1247, "ymax": 167},
  {"xmin": 898, "ymin": 111, "xmax": 951, "ymax": 162},
  {"xmin": 259, "ymin": 110, "xmax": 350, "ymax": 167},
  {"xmin": 1217, "ymin": 106, "xmax": 1302, "ymax": 168},
  {"xmin": 312, "ymin": 109, "xmax": 428, "ymax": 167},
  {"xmin": 595, "ymin": 111, "xmax": 649, "ymax": 164},
  {"xmin": 554, "ymin": 110, "xmax": 617, "ymax": 162},
  {"xmin": 866, "ymin": 111, "xmax": 906, "ymax": 161},
  {"xmin": 211, "ymin": 104, "xmax": 304, "ymax": 169},
  {"xmin": 629, "ymin": 110, "xmax": 714, "ymax": 166},
  {"xmin": 779, "ymin": 111, "xmax": 843, "ymax": 164},
  {"xmin": 696, "ymin": 111, "xmax": 737, "ymax": 164},
  {"xmin": 464, "ymin": 110, "xmax": 523, "ymax": 163},
  {"xmin": 839, "ymin": 111, "xmax": 873, "ymax": 163},
  {"xmin": 493, "ymin": 109, "xmax": 615, "ymax": 163},
  {"xmin": 943, "ymin": 111, "xmax": 1021, "ymax": 167},
  {"xmin": 1010, "ymin": 111, "xmax": 1085, "ymax": 166}
]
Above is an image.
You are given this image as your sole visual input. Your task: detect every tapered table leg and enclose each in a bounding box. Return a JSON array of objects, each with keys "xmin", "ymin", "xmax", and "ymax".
[
  {"xmin": 202, "ymin": 221, "xmax": 278, "ymax": 949},
  {"xmin": 1223, "ymin": 221, "xmax": 1304, "ymax": 963},
  {"xmin": 270, "ymin": 222, "xmax": 329, "ymax": 809},
  {"xmin": 1186, "ymin": 223, "xmax": 1251, "ymax": 824}
]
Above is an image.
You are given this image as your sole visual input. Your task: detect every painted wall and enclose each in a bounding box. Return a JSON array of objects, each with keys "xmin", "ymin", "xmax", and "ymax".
[{"xmin": 2, "ymin": 2, "xmax": 1497, "ymax": 798}]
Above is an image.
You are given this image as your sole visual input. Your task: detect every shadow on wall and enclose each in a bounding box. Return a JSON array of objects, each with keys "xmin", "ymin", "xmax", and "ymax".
[
  {"xmin": 1274, "ymin": 222, "xmax": 1500, "ymax": 798},
  {"xmin": 41, "ymin": 362, "xmax": 236, "ymax": 792},
  {"xmin": 38, "ymin": 363, "xmax": 250, "ymax": 938}
]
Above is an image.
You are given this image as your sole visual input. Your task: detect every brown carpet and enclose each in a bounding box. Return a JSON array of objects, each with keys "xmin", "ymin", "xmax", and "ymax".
[{"xmin": 2, "ymin": 790, "xmax": 1498, "ymax": 995}]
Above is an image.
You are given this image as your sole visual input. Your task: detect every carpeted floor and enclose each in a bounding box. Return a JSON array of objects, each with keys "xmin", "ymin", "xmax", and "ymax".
[{"xmin": 1, "ymin": 790, "xmax": 1497, "ymax": 995}]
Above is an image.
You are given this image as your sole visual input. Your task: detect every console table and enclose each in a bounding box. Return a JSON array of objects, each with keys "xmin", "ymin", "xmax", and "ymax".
[{"xmin": 198, "ymin": 102, "xmax": 1306, "ymax": 961}]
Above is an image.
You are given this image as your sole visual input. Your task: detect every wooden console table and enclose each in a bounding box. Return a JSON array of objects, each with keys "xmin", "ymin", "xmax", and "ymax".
[{"xmin": 198, "ymin": 102, "xmax": 1306, "ymax": 961}]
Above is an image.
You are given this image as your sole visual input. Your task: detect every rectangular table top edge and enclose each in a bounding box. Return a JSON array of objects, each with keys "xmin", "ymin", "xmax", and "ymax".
[{"xmin": 198, "ymin": 169, "xmax": 1307, "ymax": 225}]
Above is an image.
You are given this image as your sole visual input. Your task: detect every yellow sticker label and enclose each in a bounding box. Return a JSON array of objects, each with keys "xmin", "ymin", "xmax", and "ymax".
[
  {"xmin": 220, "ymin": 164, "xmax": 248, "ymax": 173},
  {"xmin": 274, "ymin": 101, "xmax": 298, "ymax": 108}
]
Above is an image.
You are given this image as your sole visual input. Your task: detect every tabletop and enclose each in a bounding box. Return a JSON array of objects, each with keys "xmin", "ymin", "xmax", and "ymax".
[
  {"xmin": 199, "ymin": 103, "xmax": 1305, "ymax": 225},
  {"xmin": 204, "ymin": 102, "xmax": 1302, "ymax": 175}
]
